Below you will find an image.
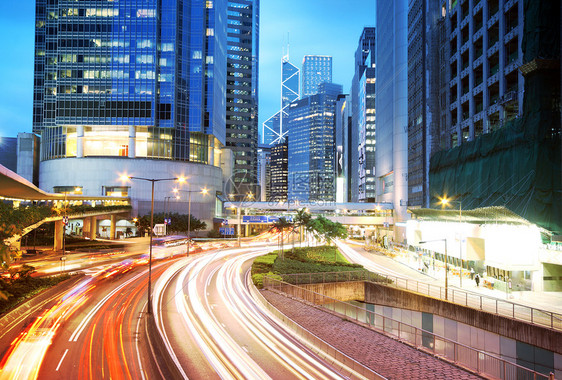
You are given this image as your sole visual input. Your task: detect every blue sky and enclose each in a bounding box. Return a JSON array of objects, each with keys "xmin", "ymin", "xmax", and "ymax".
[{"xmin": 0, "ymin": 1, "xmax": 375, "ymax": 138}]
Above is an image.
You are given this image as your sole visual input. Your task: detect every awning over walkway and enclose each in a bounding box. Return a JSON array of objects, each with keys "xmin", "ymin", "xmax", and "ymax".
[{"xmin": 408, "ymin": 206, "xmax": 537, "ymax": 226}]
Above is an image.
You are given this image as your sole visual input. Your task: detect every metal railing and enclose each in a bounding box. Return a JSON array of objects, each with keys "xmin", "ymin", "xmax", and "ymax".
[
  {"xmin": 264, "ymin": 277, "xmax": 551, "ymax": 380},
  {"xmin": 277, "ymin": 270, "xmax": 562, "ymax": 331}
]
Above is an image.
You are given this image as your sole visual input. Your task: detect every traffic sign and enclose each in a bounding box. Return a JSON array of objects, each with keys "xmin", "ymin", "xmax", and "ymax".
[
  {"xmin": 223, "ymin": 219, "xmax": 228, "ymax": 225},
  {"xmin": 219, "ymin": 227, "xmax": 235, "ymax": 235}
]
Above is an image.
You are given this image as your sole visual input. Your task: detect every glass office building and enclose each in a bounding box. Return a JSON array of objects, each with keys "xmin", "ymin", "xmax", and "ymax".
[
  {"xmin": 261, "ymin": 54, "xmax": 299, "ymax": 146},
  {"xmin": 226, "ymin": 0, "xmax": 259, "ymax": 189},
  {"xmin": 301, "ymin": 55, "xmax": 332, "ymax": 97},
  {"xmin": 33, "ymin": 0, "xmax": 228, "ymax": 165},
  {"xmin": 287, "ymin": 82, "xmax": 342, "ymax": 202}
]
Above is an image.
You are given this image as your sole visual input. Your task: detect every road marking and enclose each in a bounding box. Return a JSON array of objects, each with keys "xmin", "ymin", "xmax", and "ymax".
[{"xmin": 55, "ymin": 349, "xmax": 69, "ymax": 371}]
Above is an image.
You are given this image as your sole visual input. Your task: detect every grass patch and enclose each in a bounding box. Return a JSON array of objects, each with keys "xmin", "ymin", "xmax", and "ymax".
[
  {"xmin": 0, "ymin": 274, "xmax": 71, "ymax": 316},
  {"xmin": 251, "ymin": 245, "xmax": 394, "ymax": 288}
]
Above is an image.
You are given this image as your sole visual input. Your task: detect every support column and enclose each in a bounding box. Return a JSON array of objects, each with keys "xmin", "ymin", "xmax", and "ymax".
[
  {"xmin": 245, "ymin": 223, "xmax": 249, "ymax": 237},
  {"xmin": 89, "ymin": 217, "xmax": 97, "ymax": 239},
  {"xmin": 110, "ymin": 215, "xmax": 117, "ymax": 240},
  {"xmin": 83, "ymin": 217, "xmax": 91, "ymax": 239},
  {"xmin": 128, "ymin": 126, "xmax": 136, "ymax": 158},
  {"xmin": 54, "ymin": 220, "xmax": 63, "ymax": 251},
  {"xmin": 76, "ymin": 125, "xmax": 84, "ymax": 158}
]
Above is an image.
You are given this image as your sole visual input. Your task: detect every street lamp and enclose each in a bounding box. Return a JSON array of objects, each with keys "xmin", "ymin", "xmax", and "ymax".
[
  {"xmin": 120, "ymin": 174, "xmax": 185, "ymax": 314},
  {"xmin": 419, "ymin": 238, "xmax": 449, "ymax": 300},
  {"xmin": 173, "ymin": 186, "xmax": 208, "ymax": 256},
  {"xmin": 439, "ymin": 195, "xmax": 463, "ymax": 288}
]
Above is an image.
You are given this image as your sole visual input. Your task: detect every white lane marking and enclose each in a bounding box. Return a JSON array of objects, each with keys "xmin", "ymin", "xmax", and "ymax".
[
  {"xmin": 135, "ymin": 303, "xmax": 147, "ymax": 380},
  {"xmin": 55, "ymin": 349, "xmax": 69, "ymax": 371}
]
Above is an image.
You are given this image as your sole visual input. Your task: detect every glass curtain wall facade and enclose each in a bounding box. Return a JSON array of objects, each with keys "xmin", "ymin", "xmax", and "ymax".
[
  {"xmin": 261, "ymin": 53, "xmax": 299, "ymax": 146},
  {"xmin": 375, "ymin": 0, "xmax": 408, "ymax": 222},
  {"xmin": 269, "ymin": 140, "xmax": 288, "ymax": 201},
  {"xmin": 226, "ymin": 0, "xmax": 259, "ymax": 190},
  {"xmin": 33, "ymin": 0, "xmax": 227, "ymax": 165},
  {"xmin": 407, "ymin": 0, "xmax": 441, "ymax": 208},
  {"xmin": 287, "ymin": 82, "xmax": 342, "ymax": 202},
  {"xmin": 301, "ymin": 55, "xmax": 332, "ymax": 96},
  {"xmin": 350, "ymin": 27, "xmax": 376, "ymax": 202},
  {"xmin": 358, "ymin": 63, "xmax": 376, "ymax": 202}
]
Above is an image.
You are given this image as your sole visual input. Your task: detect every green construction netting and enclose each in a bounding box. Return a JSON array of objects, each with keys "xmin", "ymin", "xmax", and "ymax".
[{"xmin": 429, "ymin": 0, "xmax": 561, "ymax": 234}]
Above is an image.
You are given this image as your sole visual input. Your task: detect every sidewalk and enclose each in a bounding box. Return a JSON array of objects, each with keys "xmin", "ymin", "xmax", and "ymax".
[{"xmin": 346, "ymin": 241, "xmax": 562, "ymax": 318}]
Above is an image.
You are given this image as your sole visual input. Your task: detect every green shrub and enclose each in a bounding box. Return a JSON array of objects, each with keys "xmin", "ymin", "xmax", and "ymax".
[
  {"xmin": 252, "ymin": 272, "xmax": 282, "ymax": 289},
  {"xmin": 251, "ymin": 253, "xmax": 278, "ymax": 275}
]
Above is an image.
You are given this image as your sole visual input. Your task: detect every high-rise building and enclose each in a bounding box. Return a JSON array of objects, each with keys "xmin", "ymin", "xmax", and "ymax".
[
  {"xmin": 358, "ymin": 56, "xmax": 376, "ymax": 202},
  {"xmin": 350, "ymin": 27, "xmax": 376, "ymax": 202},
  {"xmin": 429, "ymin": 0, "xmax": 561, "ymax": 234},
  {"xmin": 226, "ymin": 0, "xmax": 259, "ymax": 192},
  {"xmin": 375, "ymin": 0, "xmax": 409, "ymax": 232},
  {"xmin": 33, "ymin": 0, "xmax": 230, "ymax": 220},
  {"xmin": 335, "ymin": 94, "xmax": 352, "ymax": 203},
  {"xmin": 442, "ymin": 0, "xmax": 524, "ymax": 148},
  {"xmin": 0, "ymin": 137, "xmax": 17, "ymax": 172},
  {"xmin": 269, "ymin": 140, "xmax": 288, "ymax": 201},
  {"xmin": 407, "ymin": 0, "xmax": 442, "ymax": 208},
  {"xmin": 301, "ymin": 55, "xmax": 332, "ymax": 96},
  {"xmin": 287, "ymin": 82, "xmax": 342, "ymax": 202},
  {"xmin": 256, "ymin": 145, "xmax": 270, "ymax": 201},
  {"xmin": 261, "ymin": 51, "xmax": 300, "ymax": 146}
]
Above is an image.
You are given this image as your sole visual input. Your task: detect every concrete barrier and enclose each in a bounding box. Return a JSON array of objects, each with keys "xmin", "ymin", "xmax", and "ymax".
[
  {"xmin": 144, "ymin": 312, "xmax": 185, "ymax": 380},
  {"xmin": 364, "ymin": 281, "xmax": 562, "ymax": 355}
]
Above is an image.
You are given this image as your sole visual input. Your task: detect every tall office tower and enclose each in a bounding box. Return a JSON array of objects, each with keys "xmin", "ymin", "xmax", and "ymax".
[
  {"xmin": 350, "ymin": 27, "xmax": 376, "ymax": 202},
  {"xmin": 256, "ymin": 145, "xmax": 270, "ymax": 201},
  {"xmin": 261, "ymin": 51, "xmax": 300, "ymax": 146},
  {"xmin": 375, "ymin": 0, "xmax": 408, "ymax": 228},
  {"xmin": 407, "ymin": 0, "xmax": 441, "ymax": 208},
  {"xmin": 430, "ymin": 1, "xmax": 560, "ymax": 234},
  {"xmin": 301, "ymin": 55, "xmax": 332, "ymax": 96},
  {"xmin": 358, "ymin": 54, "xmax": 376, "ymax": 202},
  {"xmin": 33, "ymin": 0, "xmax": 229, "ymax": 219},
  {"xmin": 444, "ymin": 0, "xmax": 524, "ymax": 147},
  {"xmin": 226, "ymin": 0, "xmax": 259, "ymax": 192},
  {"xmin": 335, "ymin": 94, "xmax": 352, "ymax": 203},
  {"xmin": 269, "ymin": 140, "xmax": 288, "ymax": 201},
  {"xmin": 287, "ymin": 82, "xmax": 342, "ymax": 202}
]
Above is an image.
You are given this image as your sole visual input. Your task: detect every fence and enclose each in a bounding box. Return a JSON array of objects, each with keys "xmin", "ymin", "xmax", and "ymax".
[
  {"xmin": 264, "ymin": 276, "xmax": 552, "ymax": 380},
  {"xmin": 277, "ymin": 270, "xmax": 562, "ymax": 331}
]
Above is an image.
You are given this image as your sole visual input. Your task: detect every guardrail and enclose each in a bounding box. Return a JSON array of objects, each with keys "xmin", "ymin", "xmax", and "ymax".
[
  {"xmin": 277, "ymin": 270, "xmax": 562, "ymax": 331},
  {"xmin": 249, "ymin": 277, "xmax": 385, "ymax": 379},
  {"xmin": 264, "ymin": 277, "xmax": 552, "ymax": 380}
]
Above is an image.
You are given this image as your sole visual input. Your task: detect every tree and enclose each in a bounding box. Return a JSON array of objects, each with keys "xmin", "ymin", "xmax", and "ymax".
[
  {"xmin": 294, "ymin": 209, "xmax": 312, "ymax": 247},
  {"xmin": 270, "ymin": 217, "xmax": 293, "ymax": 259}
]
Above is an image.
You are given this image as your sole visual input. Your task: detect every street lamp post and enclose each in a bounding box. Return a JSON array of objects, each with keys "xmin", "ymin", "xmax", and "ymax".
[
  {"xmin": 120, "ymin": 175, "xmax": 184, "ymax": 314},
  {"xmin": 440, "ymin": 196, "xmax": 463, "ymax": 288},
  {"xmin": 173, "ymin": 187, "xmax": 208, "ymax": 256},
  {"xmin": 419, "ymin": 238, "xmax": 449, "ymax": 300}
]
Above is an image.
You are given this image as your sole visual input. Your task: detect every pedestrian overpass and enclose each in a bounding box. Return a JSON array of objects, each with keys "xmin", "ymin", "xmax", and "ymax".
[
  {"xmin": 1, "ymin": 164, "xmax": 131, "ymax": 251},
  {"xmin": 221, "ymin": 200, "xmax": 396, "ymax": 238}
]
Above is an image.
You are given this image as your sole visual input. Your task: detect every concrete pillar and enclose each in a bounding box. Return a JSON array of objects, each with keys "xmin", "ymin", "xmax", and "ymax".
[
  {"xmin": 245, "ymin": 223, "xmax": 249, "ymax": 237},
  {"xmin": 90, "ymin": 217, "xmax": 97, "ymax": 239},
  {"xmin": 76, "ymin": 125, "xmax": 84, "ymax": 158},
  {"xmin": 128, "ymin": 126, "xmax": 136, "ymax": 158},
  {"xmin": 110, "ymin": 215, "xmax": 117, "ymax": 240},
  {"xmin": 54, "ymin": 220, "xmax": 64, "ymax": 251},
  {"xmin": 83, "ymin": 217, "xmax": 91, "ymax": 238}
]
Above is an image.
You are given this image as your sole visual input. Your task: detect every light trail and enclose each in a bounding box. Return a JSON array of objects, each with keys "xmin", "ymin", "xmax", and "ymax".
[{"xmin": 153, "ymin": 246, "xmax": 368, "ymax": 379}]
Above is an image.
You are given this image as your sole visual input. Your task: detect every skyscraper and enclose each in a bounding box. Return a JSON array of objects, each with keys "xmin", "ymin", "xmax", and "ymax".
[
  {"xmin": 287, "ymin": 82, "xmax": 342, "ymax": 202},
  {"xmin": 33, "ymin": 0, "xmax": 230, "ymax": 219},
  {"xmin": 350, "ymin": 27, "xmax": 376, "ymax": 203},
  {"xmin": 269, "ymin": 140, "xmax": 288, "ymax": 201},
  {"xmin": 335, "ymin": 94, "xmax": 352, "ymax": 203},
  {"xmin": 226, "ymin": 0, "xmax": 259, "ymax": 191},
  {"xmin": 301, "ymin": 55, "xmax": 332, "ymax": 97},
  {"xmin": 375, "ymin": 0, "xmax": 409, "ymax": 229},
  {"xmin": 407, "ymin": 0, "xmax": 441, "ymax": 208},
  {"xmin": 261, "ymin": 51, "xmax": 300, "ymax": 146}
]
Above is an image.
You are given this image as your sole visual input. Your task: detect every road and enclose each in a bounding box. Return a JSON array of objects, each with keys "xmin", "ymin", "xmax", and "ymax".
[
  {"xmin": 0, "ymin": 257, "xmax": 175, "ymax": 379},
  {"xmin": 153, "ymin": 246, "xmax": 371, "ymax": 379}
]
